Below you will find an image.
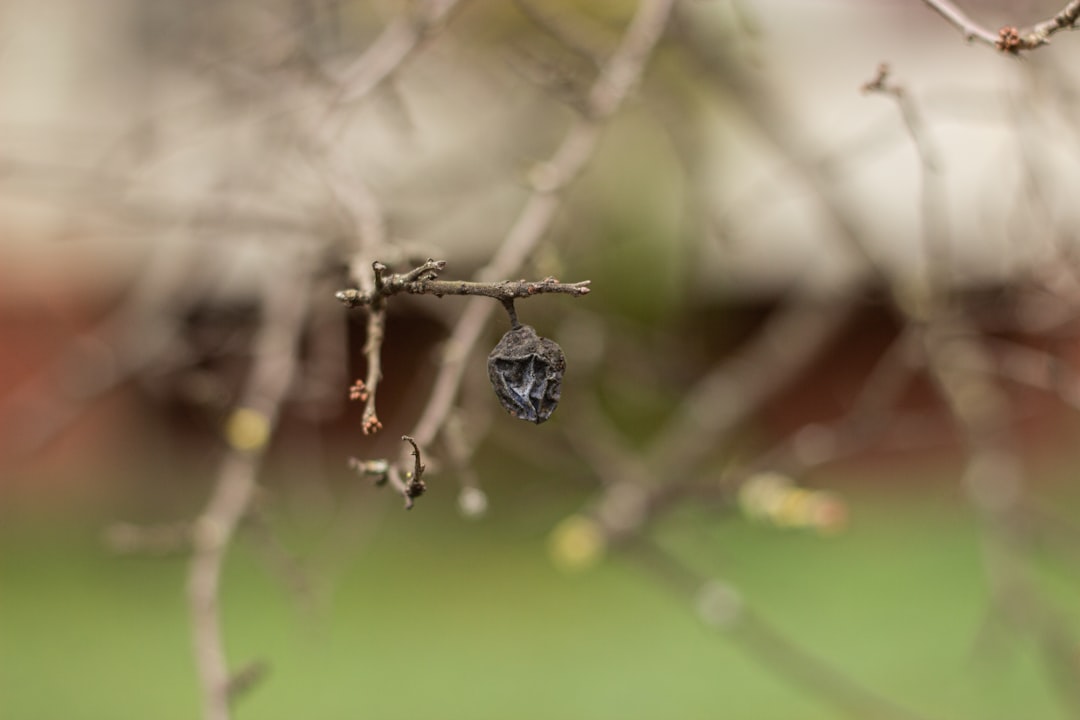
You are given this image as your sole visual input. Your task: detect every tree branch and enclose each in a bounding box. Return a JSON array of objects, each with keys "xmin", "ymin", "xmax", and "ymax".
[
  {"xmin": 918, "ymin": 0, "xmax": 999, "ymax": 47},
  {"xmin": 348, "ymin": 436, "xmax": 427, "ymax": 509},
  {"xmin": 187, "ymin": 251, "xmax": 313, "ymax": 720},
  {"xmin": 335, "ymin": 259, "xmax": 591, "ymax": 308},
  {"xmin": 337, "ymin": 259, "xmax": 588, "ymax": 441},
  {"xmin": 861, "ymin": 63, "xmax": 950, "ymax": 296},
  {"xmin": 920, "ymin": 0, "xmax": 1080, "ymax": 52},
  {"xmin": 333, "ymin": 0, "xmax": 466, "ymax": 105}
]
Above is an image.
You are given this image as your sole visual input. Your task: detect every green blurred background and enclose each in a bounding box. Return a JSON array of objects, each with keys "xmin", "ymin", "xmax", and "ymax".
[{"xmin": 5, "ymin": 454, "xmax": 1080, "ymax": 719}]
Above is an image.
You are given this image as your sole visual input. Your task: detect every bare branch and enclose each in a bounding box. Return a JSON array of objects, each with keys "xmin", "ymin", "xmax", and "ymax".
[
  {"xmin": 187, "ymin": 250, "xmax": 314, "ymax": 720},
  {"xmin": 335, "ymin": 259, "xmax": 591, "ymax": 308},
  {"xmin": 918, "ymin": 0, "xmax": 999, "ymax": 47},
  {"xmin": 334, "ymin": 0, "xmax": 466, "ymax": 105},
  {"xmin": 402, "ymin": 434, "xmax": 428, "ymax": 504},
  {"xmin": 919, "ymin": 0, "xmax": 1080, "ymax": 52},
  {"xmin": 861, "ymin": 63, "xmax": 950, "ymax": 293},
  {"xmin": 337, "ymin": 259, "xmax": 588, "ymax": 437},
  {"xmin": 348, "ymin": 436, "xmax": 427, "ymax": 509},
  {"xmin": 359, "ymin": 304, "xmax": 387, "ymax": 435}
]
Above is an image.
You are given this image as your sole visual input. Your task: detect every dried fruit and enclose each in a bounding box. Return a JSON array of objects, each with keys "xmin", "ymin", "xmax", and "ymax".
[{"xmin": 488, "ymin": 324, "xmax": 565, "ymax": 424}]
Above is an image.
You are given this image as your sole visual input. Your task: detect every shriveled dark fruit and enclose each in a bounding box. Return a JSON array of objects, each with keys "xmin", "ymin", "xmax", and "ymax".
[{"xmin": 488, "ymin": 324, "xmax": 565, "ymax": 424}]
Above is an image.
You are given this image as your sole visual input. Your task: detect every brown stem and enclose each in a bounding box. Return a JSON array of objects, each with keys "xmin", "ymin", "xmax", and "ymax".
[
  {"xmin": 335, "ymin": 262, "xmax": 591, "ymax": 308},
  {"xmin": 360, "ymin": 305, "xmax": 386, "ymax": 435},
  {"xmin": 337, "ymin": 260, "xmax": 588, "ymax": 439}
]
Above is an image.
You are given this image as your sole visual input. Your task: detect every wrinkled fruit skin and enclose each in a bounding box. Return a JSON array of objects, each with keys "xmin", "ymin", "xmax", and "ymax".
[{"xmin": 488, "ymin": 324, "xmax": 566, "ymax": 424}]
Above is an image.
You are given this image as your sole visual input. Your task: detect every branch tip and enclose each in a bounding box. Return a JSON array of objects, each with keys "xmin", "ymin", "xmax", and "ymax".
[{"xmin": 402, "ymin": 435, "xmax": 427, "ymax": 500}]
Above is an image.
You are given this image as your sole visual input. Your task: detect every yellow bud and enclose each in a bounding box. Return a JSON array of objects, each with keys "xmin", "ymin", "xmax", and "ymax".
[
  {"xmin": 225, "ymin": 408, "xmax": 271, "ymax": 451},
  {"xmin": 549, "ymin": 515, "xmax": 606, "ymax": 573},
  {"xmin": 738, "ymin": 472, "xmax": 792, "ymax": 520}
]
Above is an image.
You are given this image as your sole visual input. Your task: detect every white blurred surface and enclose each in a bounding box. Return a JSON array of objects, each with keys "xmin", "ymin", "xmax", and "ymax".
[{"xmin": 1, "ymin": 0, "xmax": 1078, "ymax": 300}]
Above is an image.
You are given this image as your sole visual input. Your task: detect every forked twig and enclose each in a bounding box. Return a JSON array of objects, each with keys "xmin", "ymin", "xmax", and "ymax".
[{"xmin": 338, "ymin": 259, "xmax": 589, "ymax": 440}]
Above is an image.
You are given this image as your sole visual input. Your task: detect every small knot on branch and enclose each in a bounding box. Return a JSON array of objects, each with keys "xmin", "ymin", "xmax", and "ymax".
[{"xmin": 403, "ymin": 258, "xmax": 446, "ymax": 282}]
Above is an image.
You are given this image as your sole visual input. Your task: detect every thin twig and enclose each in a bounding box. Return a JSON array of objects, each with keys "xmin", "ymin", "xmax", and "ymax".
[
  {"xmin": 919, "ymin": 0, "xmax": 1080, "ymax": 52},
  {"xmin": 335, "ymin": 259, "xmax": 591, "ymax": 308},
  {"xmin": 402, "ymin": 434, "xmax": 427, "ymax": 503},
  {"xmin": 918, "ymin": 0, "xmax": 999, "ymax": 47},
  {"xmin": 348, "ymin": 436, "xmax": 428, "ymax": 509},
  {"xmin": 862, "ymin": 63, "xmax": 951, "ymax": 304},
  {"xmin": 359, "ymin": 302, "xmax": 387, "ymax": 435},
  {"xmin": 333, "ymin": 0, "xmax": 465, "ymax": 106},
  {"xmin": 338, "ymin": 259, "xmax": 588, "ymax": 440}
]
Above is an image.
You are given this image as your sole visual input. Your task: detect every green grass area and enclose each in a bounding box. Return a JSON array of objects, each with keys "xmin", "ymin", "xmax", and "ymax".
[{"xmin": 2, "ymin": 477, "xmax": 1078, "ymax": 720}]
